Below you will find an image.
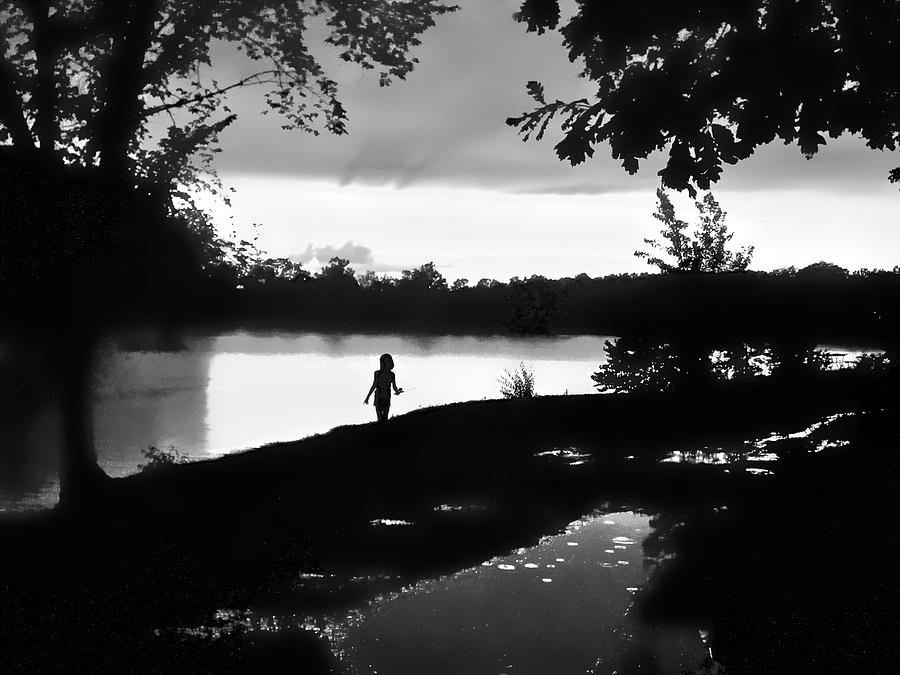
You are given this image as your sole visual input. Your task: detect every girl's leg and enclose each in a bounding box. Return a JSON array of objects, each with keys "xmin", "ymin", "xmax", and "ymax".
[{"xmin": 376, "ymin": 399, "xmax": 389, "ymax": 422}]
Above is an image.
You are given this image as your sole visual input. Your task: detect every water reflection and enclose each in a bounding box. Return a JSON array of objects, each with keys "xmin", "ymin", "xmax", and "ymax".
[
  {"xmin": 93, "ymin": 336, "xmax": 214, "ymax": 477},
  {"xmin": 661, "ymin": 411, "xmax": 856, "ymax": 469},
  {"xmin": 235, "ymin": 512, "xmax": 706, "ymax": 675},
  {"xmin": 94, "ymin": 331, "xmax": 612, "ymax": 468}
]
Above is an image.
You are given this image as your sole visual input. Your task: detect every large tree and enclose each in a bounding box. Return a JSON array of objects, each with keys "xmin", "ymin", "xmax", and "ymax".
[
  {"xmin": 0, "ymin": 0, "xmax": 454, "ymax": 507},
  {"xmin": 0, "ymin": 0, "xmax": 453, "ymax": 188},
  {"xmin": 507, "ymin": 0, "xmax": 900, "ymax": 192}
]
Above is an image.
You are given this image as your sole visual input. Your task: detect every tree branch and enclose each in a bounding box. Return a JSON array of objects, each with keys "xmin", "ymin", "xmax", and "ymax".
[
  {"xmin": 141, "ymin": 71, "xmax": 281, "ymax": 118},
  {"xmin": 94, "ymin": 0, "xmax": 165, "ymax": 173}
]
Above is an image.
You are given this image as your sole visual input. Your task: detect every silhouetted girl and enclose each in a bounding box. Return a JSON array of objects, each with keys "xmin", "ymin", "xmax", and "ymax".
[{"xmin": 364, "ymin": 353, "xmax": 403, "ymax": 422}]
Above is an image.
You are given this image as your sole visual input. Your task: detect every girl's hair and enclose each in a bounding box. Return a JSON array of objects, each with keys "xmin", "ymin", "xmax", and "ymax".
[{"xmin": 379, "ymin": 353, "xmax": 394, "ymax": 371}]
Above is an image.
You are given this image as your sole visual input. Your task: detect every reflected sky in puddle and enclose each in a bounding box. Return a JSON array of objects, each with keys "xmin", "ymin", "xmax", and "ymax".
[
  {"xmin": 234, "ymin": 511, "xmax": 706, "ymax": 674},
  {"xmin": 369, "ymin": 519, "xmax": 413, "ymax": 527},
  {"xmin": 661, "ymin": 412, "xmax": 856, "ymax": 473},
  {"xmin": 534, "ymin": 447, "xmax": 594, "ymax": 467},
  {"xmin": 433, "ymin": 503, "xmax": 489, "ymax": 513}
]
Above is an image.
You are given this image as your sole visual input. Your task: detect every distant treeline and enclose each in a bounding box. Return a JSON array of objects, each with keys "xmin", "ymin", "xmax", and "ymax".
[{"xmin": 189, "ymin": 258, "xmax": 899, "ymax": 347}]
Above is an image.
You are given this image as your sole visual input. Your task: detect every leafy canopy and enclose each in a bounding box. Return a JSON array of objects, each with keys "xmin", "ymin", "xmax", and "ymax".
[
  {"xmin": 637, "ymin": 189, "xmax": 754, "ymax": 273},
  {"xmin": 0, "ymin": 0, "xmax": 455, "ymax": 187},
  {"xmin": 507, "ymin": 0, "xmax": 900, "ymax": 191}
]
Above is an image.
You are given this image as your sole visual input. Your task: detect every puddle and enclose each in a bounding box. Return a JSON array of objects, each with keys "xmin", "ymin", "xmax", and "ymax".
[{"xmin": 234, "ymin": 511, "xmax": 707, "ymax": 674}]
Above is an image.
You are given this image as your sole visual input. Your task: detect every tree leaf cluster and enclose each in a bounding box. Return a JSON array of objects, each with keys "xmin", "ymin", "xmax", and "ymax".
[
  {"xmin": 0, "ymin": 0, "xmax": 455, "ymax": 188},
  {"xmin": 508, "ymin": 0, "xmax": 900, "ymax": 190}
]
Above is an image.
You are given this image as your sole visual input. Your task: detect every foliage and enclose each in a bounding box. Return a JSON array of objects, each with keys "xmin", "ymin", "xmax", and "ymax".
[
  {"xmin": 507, "ymin": 0, "xmax": 900, "ymax": 191},
  {"xmin": 0, "ymin": 0, "xmax": 456, "ymax": 276},
  {"xmin": 854, "ymin": 353, "xmax": 891, "ymax": 373},
  {"xmin": 138, "ymin": 445, "xmax": 189, "ymax": 472},
  {"xmin": 0, "ymin": 1, "xmax": 455, "ymax": 175},
  {"xmin": 499, "ymin": 362, "xmax": 535, "ymax": 399},
  {"xmin": 398, "ymin": 261, "xmax": 447, "ymax": 291},
  {"xmin": 796, "ymin": 261, "xmax": 850, "ymax": 279},
  {"xmin": 356, "ymin": 270, "xmax": 394, "ymax": 291},
  {"xmin": 591, "ymin": 338, "xmax": 680, "ymax": 393},
  {"xmin": 450, "ymin": 278, "xmax": 469, "ymax": 291},
  {"xmin": 636, "ymin": 189, "xmax": 754, "ymax": 273},
  {"xmin": 250, "ymin": 258, "xmax": 309, "ymax": 283},
  {"xmin": 476, "ymin": 278, "xmax": 502, "ymax": 289},
  {"xmin": 709, "ymin": 343, "xmax": 769, "ymax": 381},
  {"xmin": 768, "ymin": 344, "xmax": 833, "ymax": 375},
  {"xmin": 507, "ymin": 275, "xmax": 560, "ymax": 334},
  {"xmin": 805, "ymin": 348, "xmax": 834, "ymax": 371},
  {"xmin": 316, "ymin": 256, "xmax": 358, "ymax": 286}
]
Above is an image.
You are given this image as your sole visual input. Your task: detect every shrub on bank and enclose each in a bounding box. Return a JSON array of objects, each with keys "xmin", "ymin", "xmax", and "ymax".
[{"xmin": 499, "ymin": 363, "xmax": 535, "ymax": 399}]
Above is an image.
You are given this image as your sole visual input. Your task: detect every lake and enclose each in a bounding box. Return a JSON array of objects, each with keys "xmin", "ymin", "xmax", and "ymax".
[
  {"xmin": 2, "ymin": 331, "xmax": 613, "ymax": 510},
  {"xmin": 1, "ymin": 331, "xmax": 876, "ymax": 510}
]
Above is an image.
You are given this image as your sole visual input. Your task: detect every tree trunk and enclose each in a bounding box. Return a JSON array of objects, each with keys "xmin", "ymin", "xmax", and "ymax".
[
  {"xmin": 95, "ymin": 1, "xmax": 162, "ymax": 174},
  {"xmin": 57, "ymin": 331, "xmax": 109, "ymax": 511}
]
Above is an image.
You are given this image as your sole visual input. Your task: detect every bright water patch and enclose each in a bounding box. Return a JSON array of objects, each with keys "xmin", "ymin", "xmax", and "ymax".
[
  {"xmin": 267, "ymin": 511, "xmax": 708, "ymax": 674},
  {"xmin": 661, "ymin": 411, "xmax": 857, "ymax": 474},
  {"xmin": 4, "ymin": 331, "xmax": 613, "ymax": 510}
]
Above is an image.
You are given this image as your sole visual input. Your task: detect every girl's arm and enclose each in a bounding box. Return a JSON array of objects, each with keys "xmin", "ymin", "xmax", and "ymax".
[
  {"xmin": 364, "ymin": 372, "xmax": 377, "ymax": 403},
  {"xmin": 392, "ymin": 371, "xmax": 402, "ymax": 394}
]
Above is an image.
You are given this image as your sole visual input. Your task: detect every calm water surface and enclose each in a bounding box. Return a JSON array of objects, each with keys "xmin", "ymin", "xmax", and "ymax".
[
  {"xmin": 3, "ymin": 331, "xmax": 613, "ymax": 509},
  {"xmin": 2, "ymin": 331, "xmax": 876, "ymax": 510},
  {"xmin": 238, "ymin": 511, "xmax": 707, "ymax": 674}
]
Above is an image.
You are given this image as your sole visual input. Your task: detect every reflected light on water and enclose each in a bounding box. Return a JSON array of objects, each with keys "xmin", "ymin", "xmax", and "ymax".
[
  {"xmin": 224, "ymin": 511, "xmax": 708, "ymax": 675},
  {"xmin": 660, "ymin": 411, "xmax": 856, "ymax": 472},
  {"xmin": 96, "ymin": 332, "xmax": 612, "ymax": 462}
]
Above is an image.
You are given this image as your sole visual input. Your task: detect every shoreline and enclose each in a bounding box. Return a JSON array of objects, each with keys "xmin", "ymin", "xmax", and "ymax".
[{"xmin": 1, "ymin": 369, "xmax": 892, "ymax": 672}]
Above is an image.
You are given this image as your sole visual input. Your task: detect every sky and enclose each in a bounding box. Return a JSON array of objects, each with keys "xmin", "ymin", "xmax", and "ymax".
[{"xmin": 200, "ymin": 0, "xmax": 898, "ymax": 282}]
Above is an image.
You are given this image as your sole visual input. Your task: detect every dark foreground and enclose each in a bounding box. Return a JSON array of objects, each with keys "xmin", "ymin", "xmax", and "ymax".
[{"xmin": 1, "ymin": 370, "xmax": 897, "ymax": 673}]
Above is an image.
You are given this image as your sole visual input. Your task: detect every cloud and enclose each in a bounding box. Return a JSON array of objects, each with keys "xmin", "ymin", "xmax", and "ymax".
[{"xmin": 291, "ymin": 240, "xmax": 374, "ymax": 266}]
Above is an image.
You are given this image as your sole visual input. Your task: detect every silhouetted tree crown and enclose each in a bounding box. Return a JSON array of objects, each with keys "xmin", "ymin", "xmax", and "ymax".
[
  {"xmin": 0, "ymin": 0, "xmax": 454, "ymax": 508},
  {"xmin": 0, "ymin": 0, "xmax": 455, "ymax": 188},
  {"xmin": 317, "ymin": 256, "xmax": 358, "ymax": 286},
  {"xmin": 399, "ymin": 261, "xmax": 448, "ymax": 291},
  {"xmin": 637, "ymin": 189, "xmax": 753, "ymax": 273},
  {"xmin": 508, "ymin": 0, "xmax": 900, "ymax": 191}
]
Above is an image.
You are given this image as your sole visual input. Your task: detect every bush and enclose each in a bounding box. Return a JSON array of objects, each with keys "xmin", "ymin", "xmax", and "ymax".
[
  {"xmin": 138, "ymin": 445, "xmax": 189, "ymax": 472},
  {"xmin": 499, "ymin": 362, "xmax": 535, "ymax": 399}
]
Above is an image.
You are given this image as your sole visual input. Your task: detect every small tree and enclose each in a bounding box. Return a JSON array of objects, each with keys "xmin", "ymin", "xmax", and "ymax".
[
  {"xmin": 499, "ymin": 362, "xmax": 536, "ymax": 399},
  {"xmin": 636, "ymin": 189, "xmax": 754, "ymax": 273},
  {"xmin": 592, "ymin": 338, "xmax": 680, "ymax": 393}
]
